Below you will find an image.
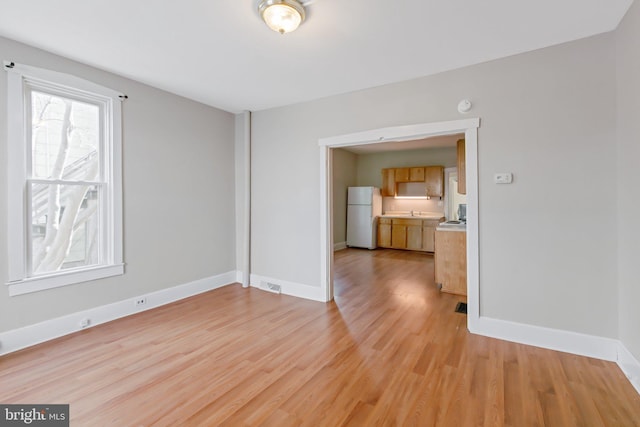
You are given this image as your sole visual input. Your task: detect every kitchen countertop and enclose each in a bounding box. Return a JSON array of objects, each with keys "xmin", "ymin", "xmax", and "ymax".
[
  {"xmin": 380, "ymin": 211, "xmax": 444, "ymax": 220},
  {"xmin": 436, "ymin": 221, "xmax": 467, "ymax": 231}
]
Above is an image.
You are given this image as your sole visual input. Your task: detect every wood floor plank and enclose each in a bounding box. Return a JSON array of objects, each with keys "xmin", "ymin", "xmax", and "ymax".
[{"xmin": 1, "ymin": 248, "xmax": 639, "ymax": 426}]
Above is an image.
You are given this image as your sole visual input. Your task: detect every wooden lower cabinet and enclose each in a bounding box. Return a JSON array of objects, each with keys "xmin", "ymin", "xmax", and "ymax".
[
  {"xmin": 391, "ymin": 218, "xmax": 420, "ymax": 249},
  {"xmin": 391, "ymin": 224, "xmax": 408, "ymax": 248},
  {"xmin": 421, "ymin": 219, "xmax": 440, "ymax": 252},
  {"xmin": 434, "ymin": 230, "xmax": 467, "ymax": 295},
  {"xmin": 406, "ymin": 224, "xmax": 422, "ymax": 250},
  {"xmin": 422, "ymin": 225, "xmax": 436, "ymax": 252},
  {"xmin": 377, "ymin": 218, "xmax": 392, "ymax": 247},
  {"xmin": 378, "ymin": 217, "xmax": 443, "ymax": 252}
]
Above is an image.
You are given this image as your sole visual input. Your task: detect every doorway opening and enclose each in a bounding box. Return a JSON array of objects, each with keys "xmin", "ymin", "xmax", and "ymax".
[
  {"xmin": 444, "ymin": 167, "xmax": 468, "ymax": 221},
  {"xmin": 319, "ymin": 118, "xmax": 480, "ymax": 331}
]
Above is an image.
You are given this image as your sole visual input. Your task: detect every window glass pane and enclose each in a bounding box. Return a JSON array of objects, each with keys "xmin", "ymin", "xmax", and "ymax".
[
  {"xmin": 30, "ymin": 183, "xmax": 101, "ymax": 275},
  {"xmin": 31, "ymin": 91, "xmax": 100, "ymax": 180}
]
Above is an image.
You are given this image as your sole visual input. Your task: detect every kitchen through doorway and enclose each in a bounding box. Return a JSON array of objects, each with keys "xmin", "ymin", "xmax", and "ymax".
[{"xmin": 319, "ymin": 118, "xmax": 480, "ymax": 330}]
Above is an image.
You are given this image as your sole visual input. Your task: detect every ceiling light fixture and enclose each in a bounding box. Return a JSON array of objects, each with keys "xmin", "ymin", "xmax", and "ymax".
[{"xmin": 258, "ymin": 0, "xmax": 306, "ymax": 34}]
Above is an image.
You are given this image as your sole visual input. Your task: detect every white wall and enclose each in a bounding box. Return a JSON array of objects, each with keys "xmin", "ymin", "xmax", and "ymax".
[
  {"xmin": 251, "ymin": 33, "xmax": 618, "ymax": 338},
  {"xmin": 0, "ymin": 36, "xmax": 236, "ymax": 333},
  {"xmin": 332, "ymin": 149, "xmax": 357, "ymax": 245},
  {"xmin": 616, "ymin": 0, "xmax": 640, "ymax": 361}
]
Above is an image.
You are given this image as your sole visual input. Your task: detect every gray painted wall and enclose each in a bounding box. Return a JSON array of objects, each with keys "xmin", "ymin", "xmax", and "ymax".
[
  {"xmin": 331, "ymin": 149, "xmax": 357, "ymax": 245},
  {"xmin": 251, "ymin": 33, "xmax": 618, "ymax": 338},
  {"xmin": 1, "ymin": 12, "xmax": 634, "ymax": 360},
  {"xmin": 616, "ymin": 1, "xmax": 640, "ymax": 361},
  {"xmin": 0, "ymin": 36, "xmax": 236, "ymax": 332}
]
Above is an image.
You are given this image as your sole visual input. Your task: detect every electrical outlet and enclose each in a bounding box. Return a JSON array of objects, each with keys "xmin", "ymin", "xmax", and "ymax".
[
  {"xmin": 135, "ymin": 297, "xmax": 147, "ymax": 307},
  {"xmin": 79, "ymin": 318, "xmax": 90, "ymax": 328},
  {"xmin": 494, "ymin": 172, "xmax": 513, "ymax": 184}
]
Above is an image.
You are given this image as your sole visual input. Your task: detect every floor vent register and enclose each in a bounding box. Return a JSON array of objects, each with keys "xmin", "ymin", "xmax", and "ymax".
[{"xmin": 455, "ymin": 302, "xmax": 467, "ymax": 314}]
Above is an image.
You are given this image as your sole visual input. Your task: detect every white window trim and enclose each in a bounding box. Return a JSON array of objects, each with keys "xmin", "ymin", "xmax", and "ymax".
[{"xmin": 4, "ymin": 61, "xmax": 124, "ymax": 296}]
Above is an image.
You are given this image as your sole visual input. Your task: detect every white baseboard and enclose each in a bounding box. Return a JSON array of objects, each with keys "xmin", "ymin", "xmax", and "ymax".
[
  {"xmin": 617, "ymin": 342, "xmax": 640, "ymax": 394},
  {"xmin": 2, "ymin": 275, "xmax": 637, "ymax": 396},
  {"xmin": 0, "ymin": 271, "xmax": 238, "ymax": 356},
  {"xmin": 334, "ymin": 241, "xmax": 347, "ymax": 251},
  {"xmin": 471, "ymin": 316, "xmax": 640, "ymax": 396},
  {"xmin": 250, "ymin": 273, "xmax": 325, "ymax": 302},
  {"xmin": 471, "ymin": 316, "xmax": 619, "ymax": 361}
]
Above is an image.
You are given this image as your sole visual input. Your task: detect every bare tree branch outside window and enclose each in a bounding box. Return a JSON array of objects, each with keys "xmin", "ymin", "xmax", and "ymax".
[{"xmin": 30, "ymin": 92, "xmax": 100, "ymax": 274}]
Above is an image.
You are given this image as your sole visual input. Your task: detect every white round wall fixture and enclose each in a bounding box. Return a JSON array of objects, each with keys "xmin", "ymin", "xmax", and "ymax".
[{"xmin": 457, "ymin": 99, "xmax": 472, "ymax": 114}]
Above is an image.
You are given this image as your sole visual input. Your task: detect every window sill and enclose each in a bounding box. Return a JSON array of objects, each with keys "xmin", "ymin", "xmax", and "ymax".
[{"xmin": 6, "ymin": 264, "xmax": 124, "ymax": 296}]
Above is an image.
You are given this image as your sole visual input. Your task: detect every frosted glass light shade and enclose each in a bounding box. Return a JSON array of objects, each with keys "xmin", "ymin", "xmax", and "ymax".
[{"xmin": 259, "ymin": 0, "xmax": 306, "ymax": 34}]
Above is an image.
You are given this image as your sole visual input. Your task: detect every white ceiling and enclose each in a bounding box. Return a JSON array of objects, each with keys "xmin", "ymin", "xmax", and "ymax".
[{"xmin": 0, "ymin": 0, "xmax": 633, "ymax": 113}]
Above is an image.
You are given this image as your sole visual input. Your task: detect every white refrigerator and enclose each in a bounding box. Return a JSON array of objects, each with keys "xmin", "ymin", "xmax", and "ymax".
[{"xmin": 346, "ymin": 186, "xmax": 382, "ymax": 249}]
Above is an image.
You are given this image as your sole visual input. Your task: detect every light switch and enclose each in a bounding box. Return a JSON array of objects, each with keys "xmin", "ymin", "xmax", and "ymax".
[{"xmin": 494, "ymin": 173, "xmax": 513, "ymax": 184}]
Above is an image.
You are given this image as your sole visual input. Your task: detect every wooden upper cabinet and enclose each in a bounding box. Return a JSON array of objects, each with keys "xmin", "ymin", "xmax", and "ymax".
[
  {"xmin": 395, "ymin": 167, "xmax": 410, "ymax": 183},
  {"xmin": 425, "ymin": 166, "xmax": 444, "ymax": 198},
  {"xmin": 409, "ymin": 167, "xmax": 425, "ymax": 182},
  {"xmin": 457, "ymin": 139, "xmax": 466, "ymax": 195},
  {"xmin": 381, "ymin": 168, "xmax": 396, "ymax": 197},
  {"xmin": 381, "ymin": 165, "xmax": 442, "ymax": 197}
]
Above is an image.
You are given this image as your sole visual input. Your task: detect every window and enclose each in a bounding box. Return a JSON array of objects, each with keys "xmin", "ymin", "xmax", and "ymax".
[{"xmin": 5, "ymin": 61, "xmax": 124, "ymax": 296}]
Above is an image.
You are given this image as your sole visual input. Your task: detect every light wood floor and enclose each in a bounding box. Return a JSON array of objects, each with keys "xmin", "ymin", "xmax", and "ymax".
[{"xmin": 1, "ymin": 249, "xmax": 638, "ymax": 426}]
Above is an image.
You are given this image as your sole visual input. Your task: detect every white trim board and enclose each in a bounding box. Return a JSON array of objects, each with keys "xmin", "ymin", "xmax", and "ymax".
[
  {"xmin": 318, "ymin": 119, "xmax": 480, "ymax": 148},
  {"xmin": 318, "ymin": 118, "xmax": 480, "ymax": 325},
  {"xmin": 473, "ymin": 315, "xmax": 640, "ymax": 396},
  {"xmin": 250, "ymin": 274, "xmax": 325, "ymax": 302},
  {"xmin": 0, "ymin": 271, "xmax": 238, "ymax": 356},
  {"xmin": 5, "ymin": 61, "xmax": 125, "ymax": 296},
  {"xmin": 617, "ymin": 342, "xmax": 640, "ymax": 395},
  {"xmin": 472, "ymin": 316, "xmax": 619, "ymax": 361}
]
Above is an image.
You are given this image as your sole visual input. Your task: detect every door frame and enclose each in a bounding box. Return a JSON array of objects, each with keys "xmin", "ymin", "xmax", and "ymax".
[
  {"xmin": 318, "ymin": 118, "xmax": 480, "ymax": 331},
  {"xmin": 443, "ymin": 167, "xmax": 457, "ymax": 220}
]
